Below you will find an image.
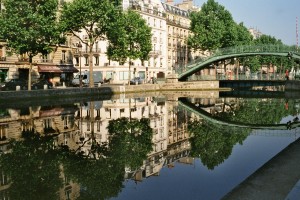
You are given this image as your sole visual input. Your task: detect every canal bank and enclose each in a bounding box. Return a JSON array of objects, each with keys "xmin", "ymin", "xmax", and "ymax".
[
  {"xmin": 222, "ymin": 137, "xmax": 300, "ymax": 200},
  {"xmin": 0, "ymin": 80, "xmax": 222, "ymax": 102}
]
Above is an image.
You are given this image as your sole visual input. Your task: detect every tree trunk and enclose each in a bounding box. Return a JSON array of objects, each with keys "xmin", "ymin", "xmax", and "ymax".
[
  {"xmin": 128, "ymin": 58, "xmax": 131, "ymax": 85},
  {"xmin": 89, "ymin": 44, "xmax": 94, "ymax": 88},
  {"xmin": 28, "ymin": 55, "xmax": 33, "ymax": 91}
]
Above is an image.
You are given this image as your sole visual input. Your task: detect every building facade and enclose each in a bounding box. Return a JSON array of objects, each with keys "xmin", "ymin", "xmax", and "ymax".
[{"xmin": 0, "ymin": 0, "xmax": 200, "ymax": 85}]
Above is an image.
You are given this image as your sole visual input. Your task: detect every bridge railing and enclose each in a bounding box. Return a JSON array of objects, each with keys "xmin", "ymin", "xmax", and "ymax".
[
  {"xmin": 176, "ymin": 44, "xmax": 299, "ymax": 75},
  {"xmin": 187, "ymin": 72, "xmax": 293, "ymax": 81}
]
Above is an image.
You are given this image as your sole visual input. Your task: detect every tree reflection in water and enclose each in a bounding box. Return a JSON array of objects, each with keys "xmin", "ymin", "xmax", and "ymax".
[
  {"xmin": 188, "ymin": 120, "xmax": 249, "ymax": 170},
  {"xmin": 62, "ymin": 117, "xmax": 153, "ymax": 200},
  {"xmin": 0, "ymin": 130, "xmax": 63, "ymax": 200},
  {"xmin": 0, "ymin": 117, "xmax": 153, "ymax": 200}
]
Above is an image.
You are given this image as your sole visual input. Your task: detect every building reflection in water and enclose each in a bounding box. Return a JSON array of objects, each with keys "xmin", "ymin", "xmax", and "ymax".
[{"xmin": 0, "ymin": 95, "xmax": 235, "ymax": 199}]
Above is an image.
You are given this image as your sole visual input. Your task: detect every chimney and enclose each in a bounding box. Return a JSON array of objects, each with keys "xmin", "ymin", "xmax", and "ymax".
[{"xmin": 166, "ymin": 0, "xmax": 174, "ymax": 5}]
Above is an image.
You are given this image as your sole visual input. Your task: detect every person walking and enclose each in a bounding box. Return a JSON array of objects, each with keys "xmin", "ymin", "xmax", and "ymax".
[{"xmin": 285, "ymin": 69, "xmax": 289, "ymax": 80}]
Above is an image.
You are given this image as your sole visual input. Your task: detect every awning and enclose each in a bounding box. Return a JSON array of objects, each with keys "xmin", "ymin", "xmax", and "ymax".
[{"xmin": 38, "ymin": 65, "xmax": 79, "ymax": 73}]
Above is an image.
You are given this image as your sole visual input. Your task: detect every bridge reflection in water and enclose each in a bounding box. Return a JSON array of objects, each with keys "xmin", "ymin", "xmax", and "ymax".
[{"xmin": 0, "ymin": 92, "xmax": 299, "ymax": 199}]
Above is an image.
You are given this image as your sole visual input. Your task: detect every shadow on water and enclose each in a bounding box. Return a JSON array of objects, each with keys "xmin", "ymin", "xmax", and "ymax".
[{"xmin": 0, "ymin": 87, "xmax": 114, "ymax": 109}]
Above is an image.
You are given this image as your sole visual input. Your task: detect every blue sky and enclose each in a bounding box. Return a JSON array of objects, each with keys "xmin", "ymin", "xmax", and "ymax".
[{"xmin": 174, "ymin": 0, "xmax": 299, "ymax": 46}]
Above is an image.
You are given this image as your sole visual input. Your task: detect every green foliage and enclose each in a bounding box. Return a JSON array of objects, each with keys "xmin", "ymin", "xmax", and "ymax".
[
  {"xmin": 62, "ymin": 152, "xmax": 124, "ymax": 200},
  {"xmin": 59, "ymin": 0, "xmax": 116, "ymax": 43},
  {"xmin": 61, "ymin": 117, "xmax": 153, "ymax": 199},
  {"xmin": 252, "ymin": 35, "xmax": 293, "ymax": 71},
  {"xmin": 188, "ymin": 0, "xmax": 252, "ymax": 51},
  {"xmin": 0, "ymin": 0, "xmax": 62, "ymax": 56},
  {"xmin": 107, "ymin": 117, "xmax": 153, "ymax": 169},
  {"xmin": 106, "ymin": 10, "xmax": 152, "ymax": 64},
  {"xmin": 0, "ymin": 130, "xmax": 62, "ymax": 200},
  {"xmin": 188, "ymin": 120, "xmax": 249, "ymax": 170},
  {"xmin": 60, "ymin": 0, "xmax": 118, "ymax": 87},
  {"xmin": 216, "ymin": 98, "xmax": 294, "ymax": 125}
]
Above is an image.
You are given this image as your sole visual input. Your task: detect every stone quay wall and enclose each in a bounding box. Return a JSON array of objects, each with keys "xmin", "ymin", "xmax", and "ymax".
[
  {"xmin": 285, "ymin": 80, "xmax": 300, "ymax": 91},
  {"xmin": 0, "ymin": 81, "xmax": 221, "ymax": 101}
]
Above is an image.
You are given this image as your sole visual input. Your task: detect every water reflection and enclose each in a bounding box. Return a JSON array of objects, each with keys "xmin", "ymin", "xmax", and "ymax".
[{"xmin": 0, "ymin": 95, "xmax": 299, "ymax": 199}]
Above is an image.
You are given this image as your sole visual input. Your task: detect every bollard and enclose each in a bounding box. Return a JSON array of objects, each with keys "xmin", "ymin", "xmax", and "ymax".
[
  {"xmin": 44, "ymin": 84, "xmax": 48, "ymax": 90},
  {"xmin": 16, "ymin": 86, "xmax": 20, "ymax": 91},
  {"xmin": 98, "ymin": 83, "xmax": 101, "ymax": 87}
]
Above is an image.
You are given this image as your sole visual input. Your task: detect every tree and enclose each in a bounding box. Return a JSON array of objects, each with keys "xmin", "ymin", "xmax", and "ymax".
[
  {"xmin": 106, "ymin": 10, "xmax": 152, "ymax": 84},
  {"xmin": 0, "ymin": 0, "xmax": 62, "ymax": 90},
  {"xmin": 188, "ymin": 0, "xmax": 237, "ymax": 51},
  {"xmin": 59, "ymin": 0, "xmax": 118, "ymax": 87},
  {"xmin": 189, "ymin": 0, "xmax": 253, "ymax": 52},
  {"xmin": 253, "ymin": 34, "xmax": 292, "ymax": 74}
]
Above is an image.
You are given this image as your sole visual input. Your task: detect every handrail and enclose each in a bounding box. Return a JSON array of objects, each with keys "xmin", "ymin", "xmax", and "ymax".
[{"xmin": 177, "ymin": 44, "xmax": 300, "ymax": 78}]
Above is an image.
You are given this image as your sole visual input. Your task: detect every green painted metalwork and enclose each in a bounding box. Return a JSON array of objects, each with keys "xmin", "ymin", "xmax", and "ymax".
[
  {"xmin": 179, "ymin": 99, "xmax": 300, "ymax": 130},
  {"xmin": 178, "ymin": 44, "xmax": 300, "ymax": 81}
]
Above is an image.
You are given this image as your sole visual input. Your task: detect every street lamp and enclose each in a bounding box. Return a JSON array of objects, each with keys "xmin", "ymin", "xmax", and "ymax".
[{"xmin": 77, "ymin": 42, "xmax": 83, "ymax": 87}]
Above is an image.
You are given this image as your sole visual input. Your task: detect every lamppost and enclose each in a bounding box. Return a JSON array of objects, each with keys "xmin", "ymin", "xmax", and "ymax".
[{"xmin": 77, "ymin": 42, "xmax": 83, "ymax": 87}]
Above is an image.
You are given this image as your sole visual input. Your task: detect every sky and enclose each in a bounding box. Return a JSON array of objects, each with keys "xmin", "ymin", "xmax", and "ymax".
[{"xmin": 174, "ymin": 0, "xmax": 299, "ymax": 46}]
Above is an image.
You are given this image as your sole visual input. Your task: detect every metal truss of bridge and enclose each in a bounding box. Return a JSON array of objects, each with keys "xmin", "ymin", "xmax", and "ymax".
[
  {"xmin": 177, "ymin": 45, "xmax": 300, "ymax": 81},
  {"xmin": 179, "ymin": 98, "xmax": 300, "ymax": 131}
]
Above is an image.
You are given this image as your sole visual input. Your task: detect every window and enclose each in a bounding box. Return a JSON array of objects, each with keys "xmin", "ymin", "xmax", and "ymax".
[
  {"xmin": 61, "ymin": 50, "xmax": 66, "ymax": 62},
  {"xmin": 42, "ymin": 54, "xmax": 50, "ymax": 62},
  {"xmin": 106, "ymin": 71, "xmax": 113, "ymax": 79},
  {"xmin": 119, "ymin": 72, "xmax": 127, "ymax": 80},
  {"xmin": 43, "ymin": 118, "xmax": 52, "ymax": 129},
  {"xmin": 97, "ymin": 121, "xmax": 100, "ymax": 132},
  {"xmin": 95, "ymin": 56, "xmax": 99, "ymax": 66}
]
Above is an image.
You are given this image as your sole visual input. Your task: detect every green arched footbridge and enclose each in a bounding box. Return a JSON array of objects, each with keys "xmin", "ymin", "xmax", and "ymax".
[{"xmin": 177, "ymin": 45, "xmax": 300, "ymax": 81}]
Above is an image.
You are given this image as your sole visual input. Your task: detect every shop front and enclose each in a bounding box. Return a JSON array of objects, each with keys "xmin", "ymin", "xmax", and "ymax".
[{"xmin": 38, "ymin": 65, "xmax": 78, "ymax": 86}]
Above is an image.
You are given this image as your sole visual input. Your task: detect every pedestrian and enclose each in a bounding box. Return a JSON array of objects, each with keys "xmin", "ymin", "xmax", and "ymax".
[{"xmin": 285, "ymin": 69, "xmax": 289, "ymax": 80}]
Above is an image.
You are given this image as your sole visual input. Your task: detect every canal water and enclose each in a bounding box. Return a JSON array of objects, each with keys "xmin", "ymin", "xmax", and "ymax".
[{"xmin": 0, "ymin": 93, "xmax": 299, "ymax": 200}]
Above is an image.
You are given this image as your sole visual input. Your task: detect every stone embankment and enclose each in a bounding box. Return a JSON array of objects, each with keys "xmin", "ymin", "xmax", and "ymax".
[
  {"xmin": 222, "ymin": 137, "xmax": 300, "ymax": 200},
  {"xmin": 0, "ymin": 81, "xmax": 223, "ymax": 107},
  {"xmin": 0, "ymin": 81, "xmax": 221, "ymax": 100},
  {"xmin": 285, "ymin": 80, "xmax": 300, "ymax": 91}
]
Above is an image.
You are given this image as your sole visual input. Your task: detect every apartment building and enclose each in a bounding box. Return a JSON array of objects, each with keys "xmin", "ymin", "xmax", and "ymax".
[
  {"xmin": 0, "ymin": 0, "xmax": 78, "ymax": 86},
  {"xmin": 0, "ymin": 0, "xmax": 200, "ymax": 85},
  {"xmin": 248, "ymin": 27, "xmax": 263, "ymax": 39},
  {"xmin": 162, "ymin": 0, "xmax": 191, "ymax": 73}
]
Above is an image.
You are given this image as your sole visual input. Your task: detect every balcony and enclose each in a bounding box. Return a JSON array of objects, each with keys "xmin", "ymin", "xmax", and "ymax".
[
  {"xmin": 60, "ymin": 59, "xmax": 72, "ymax": 64},
  {"xmin": 0, "ymin": 57, "xmax": 6, "ymax": 61},
  {"xmin": 166, "ymin": 19, "xmax": 189, "ymax": 29},
  {"xmin": 149, "ymin": 50, "xmax": 161, "ymax": 56},
  {"xmin": 40, "ymin": 59, "xmax": 53, "ymax": 63},
  {"xmin": 73, "ymin": 48, "xmax": 101, "ymax": 56},
  {"xmin": 130, "ymin": 5, "xmax": 166, "ymax": 18}
]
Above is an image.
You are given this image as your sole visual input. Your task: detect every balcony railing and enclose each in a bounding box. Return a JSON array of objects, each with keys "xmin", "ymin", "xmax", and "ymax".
[
  {"xmin": 40, "ymin": 59, "xmax": 53, "ymax": 63},
  {"xmin": 130, "ymin": 5, "xmax": 166, "ymax": 18},
  {"xmin": 73, "ymin": 48, "xmax": 102, "ymax": 55},
  {"xmin": 166, "ymin": 18, "xmax": 189, "ymax": 28},
  {"xmin": 149, "ymin": 50, "xmax": 162, "ymax": 56}
]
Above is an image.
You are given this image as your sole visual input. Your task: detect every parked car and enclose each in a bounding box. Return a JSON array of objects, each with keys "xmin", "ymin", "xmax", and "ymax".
[
  {"xmin": 72, "ymin": 71, "xmax": 103, "ymax": 87},
  {"xmin": 0, "ymin": 79, "xmax": 27, "ymax": 91},
  {"xmin": 130, "ymin": 77, "xmax": 144, "ymax": 85},
  {"xmin": 32, "ymin": 79, "xmax": 53, "ymax": 90}
]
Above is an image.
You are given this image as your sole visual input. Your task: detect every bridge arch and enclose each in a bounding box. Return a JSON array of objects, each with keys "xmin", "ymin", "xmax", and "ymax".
[
  {"xmin": 178, "ymin": 45, "xmax": 300, "ymax": 81},
  {"xmin": 179, "ymin": 98, "xmax": 300, "ymax": 130}
]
